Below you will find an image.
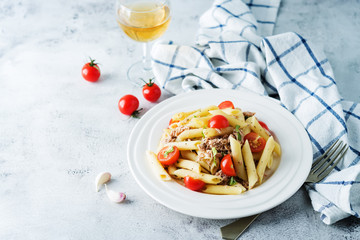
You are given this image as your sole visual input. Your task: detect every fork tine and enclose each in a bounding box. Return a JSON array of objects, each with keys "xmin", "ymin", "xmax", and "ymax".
[
  {"xmin": 312, "ymin": 142, "xmax": 343, "ymax": 174},
  {"xmin": 312, "ymin": 139, "xmax": 340, "ymax": 168},
  {"xmin": 311, "ymin": 141, "xmax": 342, "ymax": 174},
  {"xmin": 316, "ymin": 144, "xmax": 349, "ymax": 182}
]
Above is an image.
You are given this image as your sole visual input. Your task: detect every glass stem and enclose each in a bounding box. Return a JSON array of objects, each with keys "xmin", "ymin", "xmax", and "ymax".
[{"xmin": 143, "ymin": 41, "xmax": 152, "ymax": 71}]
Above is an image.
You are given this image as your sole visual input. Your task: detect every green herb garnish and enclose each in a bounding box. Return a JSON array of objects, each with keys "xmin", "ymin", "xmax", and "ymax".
[
  {"xmin": 211, "ymin": 147, "xmax": 217, "ymax": 165},
  {"xmin": 164, "ymin": 146, "xmax": 174, "ymax": 157},
  {"xmin": 235, "ymin": 124, "xmax": 242, "ymax": 141},
  {"xmin": 229, "ymin": 176, "xmax": 237, "ymax": 186}
]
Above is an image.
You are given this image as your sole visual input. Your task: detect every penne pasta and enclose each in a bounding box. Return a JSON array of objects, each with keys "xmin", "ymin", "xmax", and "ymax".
[
  {"xmin": 180, "ymin": 150, "xmax": 197, "ymax": 161},
  {"xmin": 242, "ymin": 140, "xmax": 258, "ymax": 189},
  {"xmin": 186, "ymin": 116, "xmax": 212, "ymax": 129},
  {"xmin": 146, "ymin": 151, "xmax": 172, "ymax": 181},
  {"xmin": 177, "ymin": 128, "xmax": 204, "ymax": 141},
  {"xmin": 171, "ymin": 109, "xmax": 198, "ymax": 121},
  {"xmin": 202, "ymin": 184, "xmax": 246, "ymax": 195},
  {"xmin": 173, "ymin": 169, "xmax": 223, "ymax": 184},
  {"xmin": 267, "ymin": 153, "xmax": 274, "ymax": 169},
  {"xmin": 229, "ymin": 136, "xmax": 247, "ymax": 181},
  {"xmin": 203, "ymin": 126, "xmax": 233, "ymax": 138},
  {"xmin": 257, "ymin": 136, "xmax": 275, "ymax": 184},
  {"xmin": 181, "ymin": 150, "xmax": 210, "ymax": 173},
  {"xmin": 175, "ymin": 159, "xmax": 202, "ymax": 173},
  {"xmin": 167, "ymin": 165, "xmax": 177, "ymax": 176},
  {"xmin": 221, "ymin": 108, "xmax": 245, "ymax": 122},
  {"xmin": 165, "ymin": 140, "xmax": 201, "ymax": 150}
]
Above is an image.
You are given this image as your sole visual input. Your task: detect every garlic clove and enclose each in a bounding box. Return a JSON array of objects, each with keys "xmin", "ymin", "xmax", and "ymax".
[
  {"xmin": 95, "ymin": 172, "xmax": 111, "ymax": 192},
  {"xmin": 105, "ymin": 184, "xmax": 126, "ymax": 203}
]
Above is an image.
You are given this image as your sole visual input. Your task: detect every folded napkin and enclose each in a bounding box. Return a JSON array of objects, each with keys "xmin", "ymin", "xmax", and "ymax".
[{"xmin": 151, "ymin": 0, "xmax": 360, "ymax": 224}]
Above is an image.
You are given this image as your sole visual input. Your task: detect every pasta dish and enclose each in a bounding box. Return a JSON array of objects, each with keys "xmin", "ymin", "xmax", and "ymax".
[{"xmin": 146, "ymin": 100, "xmax": 281, "ymax": 195}]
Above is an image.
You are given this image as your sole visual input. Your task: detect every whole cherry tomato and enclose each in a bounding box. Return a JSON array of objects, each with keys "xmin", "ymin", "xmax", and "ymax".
[
  {"xmin": 118, "ymin": 95, "xmax": 139, "ymax": 116},
  {"xmin": 157, "ymin": 146, "xmax": 180, "ymax": 165},
  {"xmin": 208, "ymin": 115, "xmax": 229, "ymax": 128},
  {"xmin": 184, "ymin": 176, "xmax": 206, "ymax": 191},
  {"xmin": 218, "ymin": 100, "xmax": 234, "ymax": 109},
  {"xmin": 81, "ymin": 58, "xmax": 100, "ymax": 82},
  {"xmin": 142, "ymin": 79, "xmax": 161, "ymax": 102},
  {"xmin": 244, "ymin": 132, "xmax": 266, "ymax": 153},
  {"xmin": 220, "ymin": 154, "xmax": 237, "ymax": 176}
]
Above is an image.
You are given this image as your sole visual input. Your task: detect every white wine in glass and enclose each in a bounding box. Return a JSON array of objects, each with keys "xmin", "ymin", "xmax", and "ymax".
[{"xmin": 116, "ymin": 0, "xmax": 171, "ymax": 86}]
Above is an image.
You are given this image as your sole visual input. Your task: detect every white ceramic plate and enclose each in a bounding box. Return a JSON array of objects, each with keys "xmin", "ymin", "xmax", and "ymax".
[{"xmin": 127, "ymin": 89, "xmax": 312, "ymax": 219}]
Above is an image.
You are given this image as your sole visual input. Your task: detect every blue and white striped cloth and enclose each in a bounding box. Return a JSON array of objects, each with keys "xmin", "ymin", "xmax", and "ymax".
[{"xmin": 151, "ymin": 0, "xmax": 360, "ymax": 224}]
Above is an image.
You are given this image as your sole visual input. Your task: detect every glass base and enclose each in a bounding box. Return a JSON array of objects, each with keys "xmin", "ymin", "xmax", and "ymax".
[{"xmin": 127, "ymin": 61, "xmax": 154, "ymax": 87}]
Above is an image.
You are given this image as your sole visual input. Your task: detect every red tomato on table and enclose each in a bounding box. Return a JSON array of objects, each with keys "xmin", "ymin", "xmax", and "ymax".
[
  {"xmin": 220, "ymin": 154, "xmax": 237, "ymax": 176},
  {"xmin": 157, "ymin": 146, "xmax": 180, "ymax": 165},
  {"xmin": 208, "ymin": 115, "xmax": 229, "ymax": 128},
  {"xmin": 81, "ymin": 58, "xmax": 100, "ymax": 82},
  {"xmin": 118, "ymin": 95, "xmax": 139, "ymax": 116},
  {"xmin": 184, "ymin": 176, "xmax": 206, "ymax": 191},
  {"xmin": 142, "ymin": 79, "xmax": 161, "ymax": 102},
  {"xmin": 244, "ymin": 132, "xmax": 266, "ymax": 153},
  {"xmin": 218, "ymin": 101, "xmax": 234, "ymax": 109}
]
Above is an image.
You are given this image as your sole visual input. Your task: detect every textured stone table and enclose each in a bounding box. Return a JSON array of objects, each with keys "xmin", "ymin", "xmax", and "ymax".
[{"xmin": 0, "ymin": 0, "xmax": 359, "ymax": 239}]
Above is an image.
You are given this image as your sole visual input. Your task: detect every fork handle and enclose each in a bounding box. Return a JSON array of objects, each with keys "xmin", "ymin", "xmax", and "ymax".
[{"xmin": 220, "ymin": 214, "xmax": 260, "ymax": 240}]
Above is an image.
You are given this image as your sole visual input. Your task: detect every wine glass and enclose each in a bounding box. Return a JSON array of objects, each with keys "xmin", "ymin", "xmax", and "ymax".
[{"xmin": 116, "ymin": 0, "xmax": 171, "ymax": 86}]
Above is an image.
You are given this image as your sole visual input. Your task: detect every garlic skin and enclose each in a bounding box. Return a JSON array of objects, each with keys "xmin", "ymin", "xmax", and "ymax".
[
  {"xmin": 105, "ymin": 184, "xmax": 126, "ymax": 203},
  {"xmin": 95, "ymin": 172, "xmax": 111, "ymax": 192}
]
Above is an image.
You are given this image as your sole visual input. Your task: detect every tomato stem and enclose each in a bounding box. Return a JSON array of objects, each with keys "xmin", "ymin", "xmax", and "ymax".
[
  {"xmin": 140, "ymin": 78, "xmax": 155, "ymax": 87},
  {"xmin": 131, "ymin": 108, "xmax": 143, "ymax": 118},
  {"xmin": 88, "ymin": 57, "xmax": 98, "ymax": 67}
]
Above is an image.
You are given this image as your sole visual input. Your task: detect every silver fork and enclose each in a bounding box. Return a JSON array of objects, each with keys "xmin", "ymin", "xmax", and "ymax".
[{"xmin": 221, "ymin": 140, "xmax": 349, "ymax": 240}]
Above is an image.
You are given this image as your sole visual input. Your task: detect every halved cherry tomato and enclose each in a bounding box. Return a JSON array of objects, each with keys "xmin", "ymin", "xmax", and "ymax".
[
  {"xmin": 244, "ymin": 132, "xmax": 266, "ymax": 153},
  {"xmin": 118, "ymin": 95, "xmax": 139, "ymax": 116},
  {"xmin": 157, "ymin": 146, "xmax": 180, "ymax": 165},
  {"xmin": 184, "ymin": 176, "xmax": 206, "ymax": 191},
  {"xmin": 82, "ymin": 58, "xmax": 101, "ymax": 82},
  {"xmin": 208, "ymin": 115, "xmax": 229, "ymax": 128},
  {"xmin": 258, "ymin": 120, "xmax": 269, "ymax": 131},
  {"xmin": 220, "ymin": 154, "xmax": 236, "ymax": 176},
  {"xmin": 142, "ymin": 79, "xmax": 161, "ymax": 102},
  {"xmin": 218, "ymin": 101, "xmax": 234, "ymax": 109},
  {"xmin": 169, "ymin": 118, "xmax": 179, "ymax": 125}
]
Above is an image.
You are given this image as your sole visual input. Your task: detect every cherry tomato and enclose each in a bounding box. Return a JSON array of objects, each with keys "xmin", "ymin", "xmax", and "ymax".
[
  {"xmin": 142, "ymin": 79, "xmax": 161, "ymax": 102},
  {"xmin": 220, "ymin": 154, "xmax": 236, "ymax": 176},
  {"xmin": 157, "ymin": 146, "xmax": 180, "ymax": 165},
  {"xmin": 208, "ymin": 115, "xmax": 229, "ymax": 128},
  {"xmin": 118, "ymin": 95, "xmax": 139, "ymax": 116},
  {"xmin": 258, "ymin": 120, "xmax": 269, "ymax": 131},
  {"xmin": 218, "ymin": 101, "xmax": 234, "ymax": 109},
  {"xmin": 82, "ymin": 58, "xmax": 100, "ymax": 82},
  {"xmin": 244, "ymin": 132, "xmax": 266, "ymax": 153},
  {"xmin": 184, "ymin": 176, "xmax": 206, "ymax": 191},
  {"xmin": 169, "ymin": 118, "xmax": 179, "ymax": 125}
]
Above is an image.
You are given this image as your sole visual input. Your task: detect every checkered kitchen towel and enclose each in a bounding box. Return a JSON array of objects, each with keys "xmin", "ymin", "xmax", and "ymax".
[{"xmin": 151, "ymin": 0, "xmax": 360, "ymax": 224}]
